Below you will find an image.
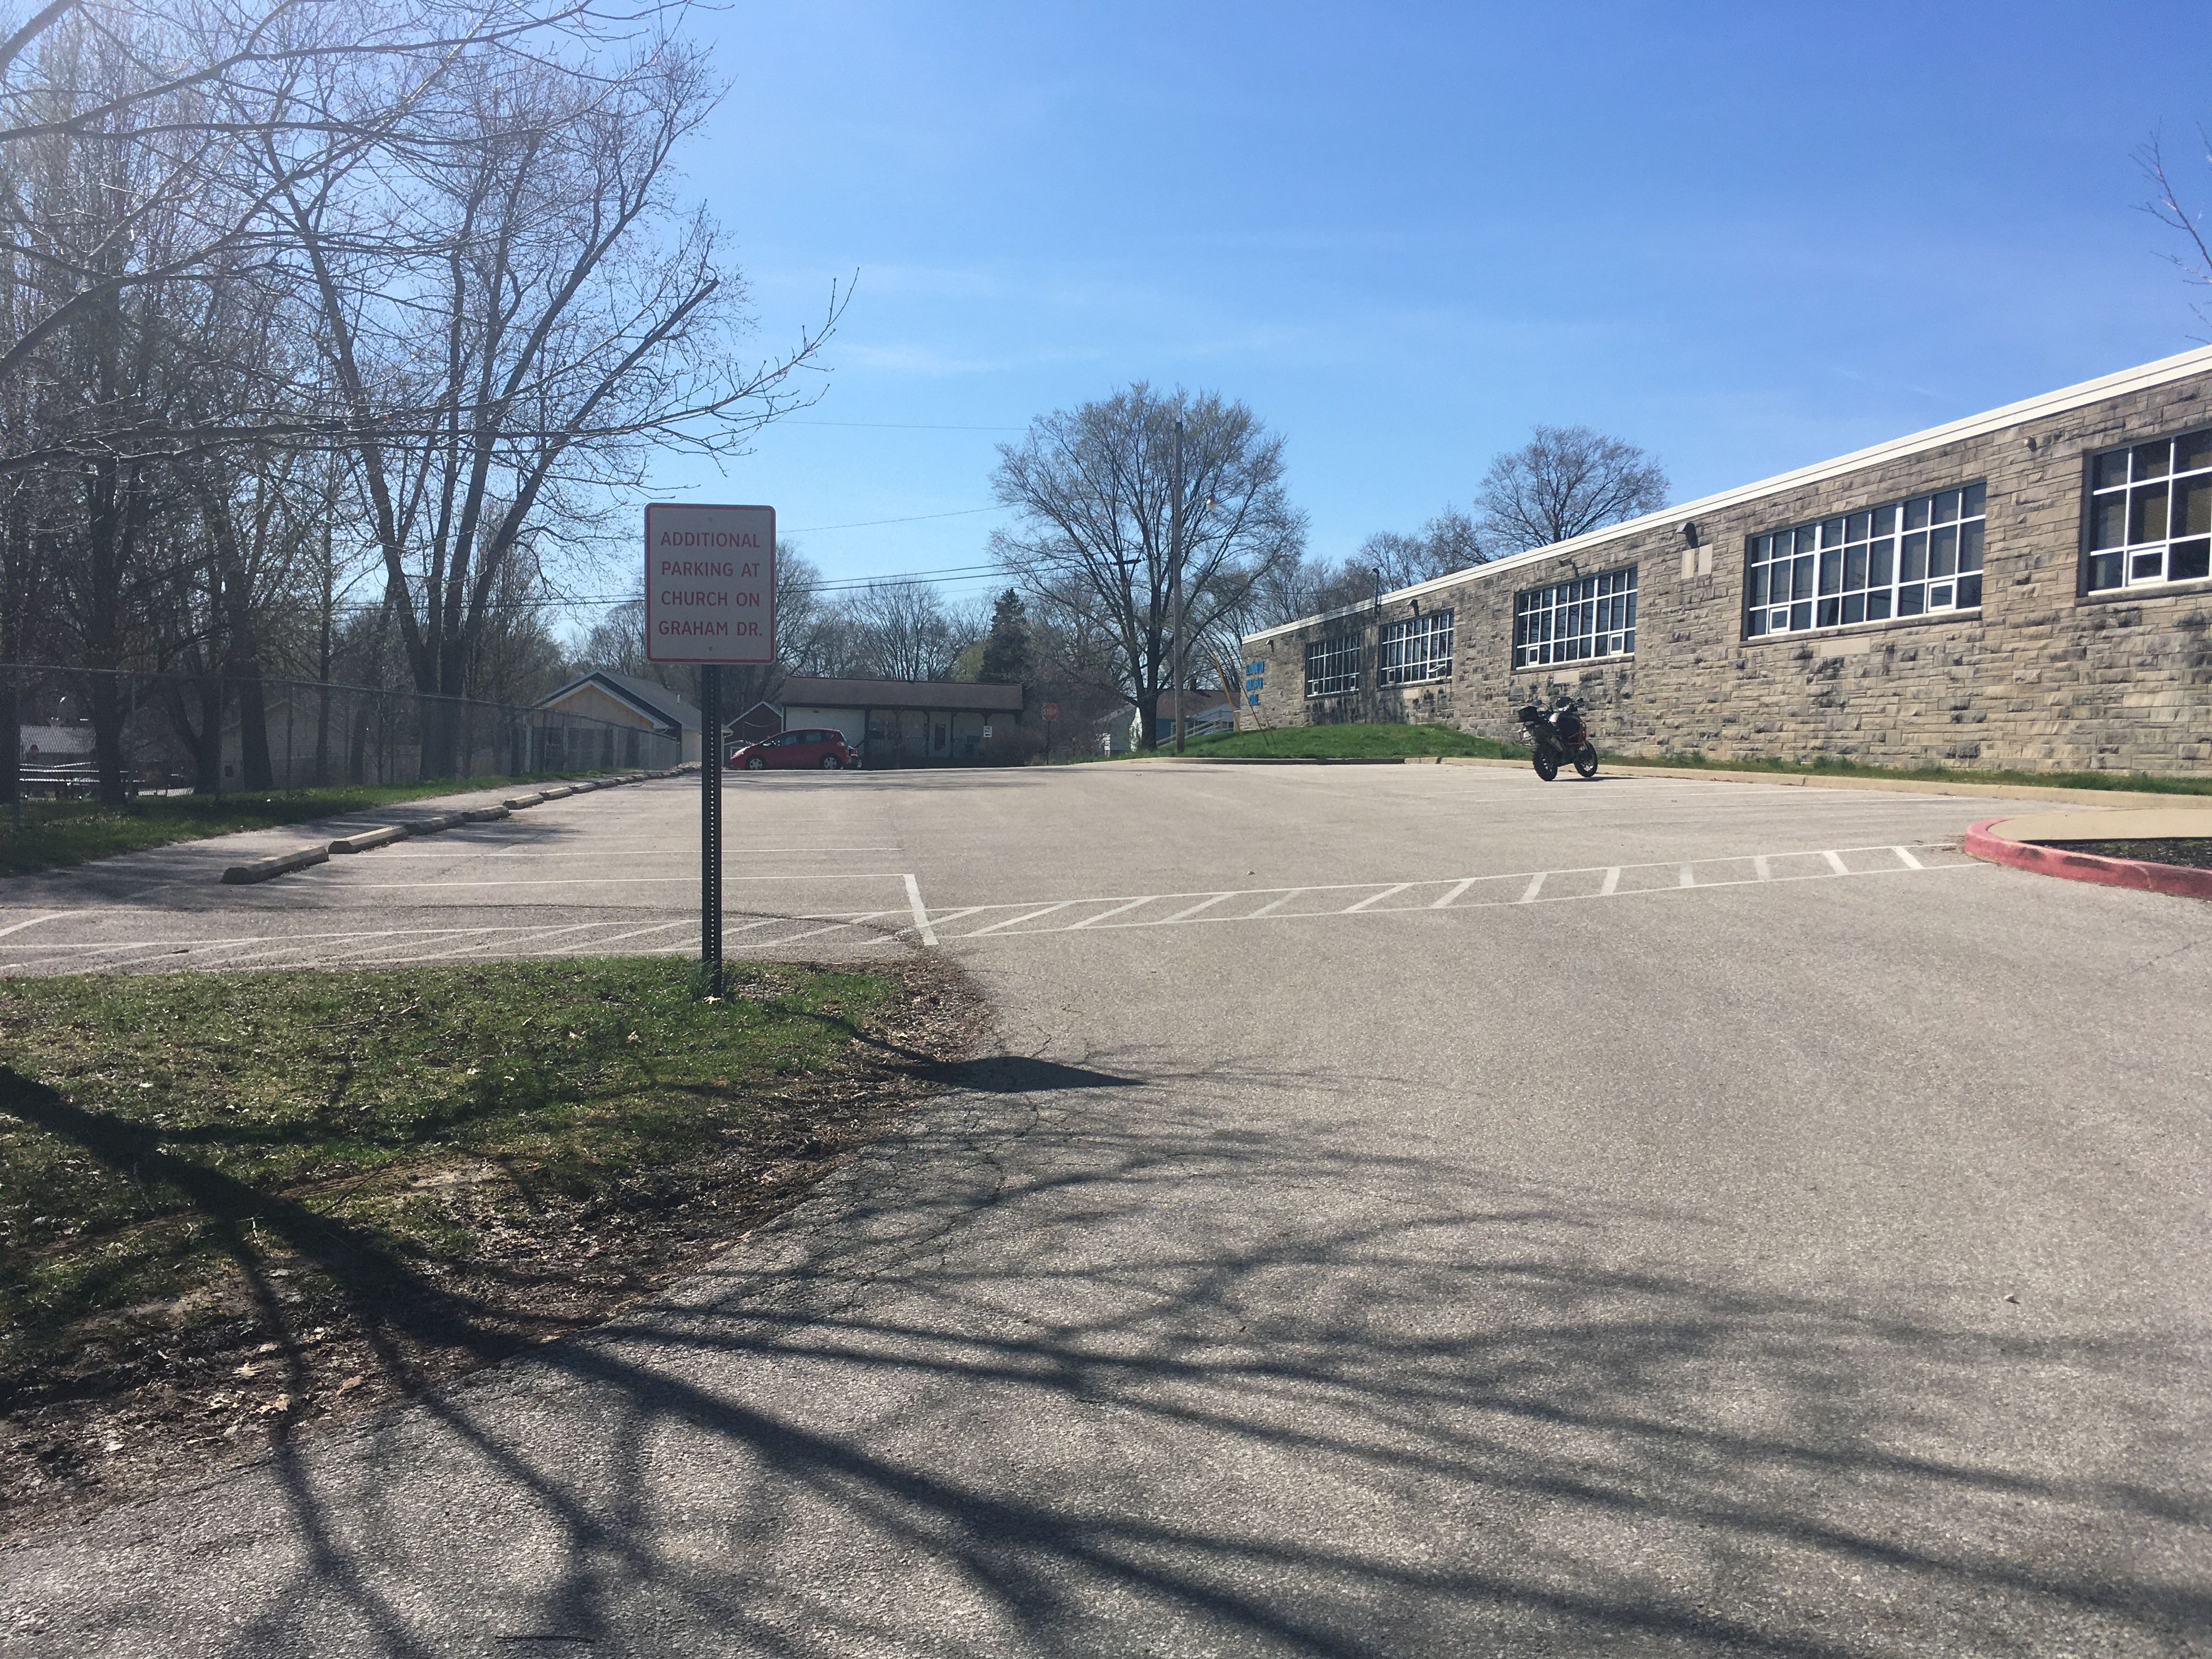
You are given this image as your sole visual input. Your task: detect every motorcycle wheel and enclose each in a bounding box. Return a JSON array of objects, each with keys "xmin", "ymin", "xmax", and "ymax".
[
  {"xmin": 1573, "ymin": 744, "xmax": 1599, "ymax": 779},
  {"xmin": 1532, "ymin": 750, "xmax": 1559, "ymax": 782}
]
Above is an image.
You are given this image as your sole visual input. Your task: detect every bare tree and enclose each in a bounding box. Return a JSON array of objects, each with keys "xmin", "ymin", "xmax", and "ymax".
[
  {"xmin": 832, "ymin": 580, "xmax": 980, "ymax": 682},
  {"xmin": 0, "ymin": 0, "xmax": 627, "ymax": 436},
  {"xmin": 1478, "ymin": 425, "xmax": 1668, "ymax": 554},
  {"xmin": 991, "ymin": 382, "xmax": 1305, "ymax": 749},
  {"xmin": 279, "ymin": 31, "xmax": 841, "ymax": 773},
  {"xmin": 2144, "ymin": 131, "xmax": 2212, "ymax": 331},
  {"xmin": 1356, "ymin": 505, "xmax": 1483, "ymax": 589}
]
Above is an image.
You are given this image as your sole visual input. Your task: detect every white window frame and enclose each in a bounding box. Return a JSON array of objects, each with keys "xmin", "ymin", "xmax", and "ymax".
[
  {"xmin": 2084, "ymin": 427, "xmax": 2212, "ymax": 593},
  {"xmin": 1513, "ymin": 568, "xmax": 1636, "ymax": 669},
  {"xmin": 1304, "ymin": 632, "xmax": 1360, "ymax": 698},
  {"xmin": 1747, "ymin": 483, "xmax": 1985, "ymax": 638},
  {"xmin": 1378, "ymin": 609, "xmax": 1453, "ymax": 685}
]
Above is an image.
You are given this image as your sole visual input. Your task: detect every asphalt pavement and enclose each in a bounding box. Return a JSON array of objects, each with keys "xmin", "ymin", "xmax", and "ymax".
[{"xmin": 2, "ymin": 762, "xmax": 2207, "ymax": 1656}]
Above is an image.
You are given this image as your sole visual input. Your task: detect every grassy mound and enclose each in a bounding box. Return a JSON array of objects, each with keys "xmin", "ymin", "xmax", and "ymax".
[{"xmin": 1174, "ymin": 722, "xmax": 1522, "ymax": 760}]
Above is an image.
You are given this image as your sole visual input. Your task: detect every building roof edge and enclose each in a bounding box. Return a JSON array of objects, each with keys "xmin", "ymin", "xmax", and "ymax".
[{"xmin": 1241, "ymin": 343, "xmax": 2212, "ymax": 647}]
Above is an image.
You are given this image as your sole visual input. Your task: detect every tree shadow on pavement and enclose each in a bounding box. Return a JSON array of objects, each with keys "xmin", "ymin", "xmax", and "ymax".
[{"xmin": 6, "ymin": 1056, "xmax": 2207, "ymax": 1658}]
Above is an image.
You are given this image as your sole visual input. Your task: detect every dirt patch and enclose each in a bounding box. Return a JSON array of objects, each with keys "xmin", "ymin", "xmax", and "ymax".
[
  {"xmin": 2030, "ymin": 838, "xmax": 2212, "ymax": 871},
  {"xmin": 0, "ymin": 952, "xmax": 988, "ymax": 1542}
]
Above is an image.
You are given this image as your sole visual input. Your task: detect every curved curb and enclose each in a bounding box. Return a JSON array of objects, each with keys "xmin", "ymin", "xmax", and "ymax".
[{"xmin": 1964, "ymin": 819, "xmax": 2212, "ymax": 899}]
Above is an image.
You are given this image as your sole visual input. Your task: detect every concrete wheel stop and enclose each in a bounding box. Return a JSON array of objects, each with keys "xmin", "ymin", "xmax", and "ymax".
[
  {"xmin": 216, "ymin": 772, "xmax": 657, "ymax": 884},
  {"xmin": 1964, "ymin": 809, "xmax": 2212, "ymax": 899}
]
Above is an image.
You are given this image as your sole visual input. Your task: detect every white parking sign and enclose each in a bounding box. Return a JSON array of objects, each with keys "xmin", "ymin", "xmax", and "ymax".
[{"xmin": 644, "ymin": 503, "xmax": 776, "ymax": 664}]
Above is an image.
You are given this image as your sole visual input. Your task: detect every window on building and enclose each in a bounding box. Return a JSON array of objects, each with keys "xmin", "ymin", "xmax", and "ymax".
[
  {"xmin": 1378, "ymin": 609, "xmax": 1454, "ymax": 684},
  {"xmin": 1304, "ymin": 632, "xmax": 1360, "ymax": 697},
  {"xmin": 2085, "ymin": 427, "xmax": 2212, "ymax": 592},
  {"xmin": 1747, "ymin": 484, "xmax": 1985, "ymax": 637},
  {"xmin": 1512, "ymin": 568, "xmax": 1637, "ymax": 669}
]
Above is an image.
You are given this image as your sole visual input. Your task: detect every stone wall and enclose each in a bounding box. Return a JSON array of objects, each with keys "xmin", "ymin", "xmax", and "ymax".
[{"xmin": 1245, "ymin": 365, "xmax": 2212, "ymax": 777}]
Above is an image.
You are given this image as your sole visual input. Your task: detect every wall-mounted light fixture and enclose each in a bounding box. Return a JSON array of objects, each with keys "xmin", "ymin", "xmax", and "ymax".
[{"xmin": 1679, "ymin": 520, "xmax": 1700, "ymax": 548}]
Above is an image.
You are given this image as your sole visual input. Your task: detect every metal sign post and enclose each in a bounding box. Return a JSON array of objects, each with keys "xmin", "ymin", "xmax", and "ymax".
[
  {"xmin": 698, "ymin": 665, "xmax": 723, "ymax": 992},
  {"xmin": 645, "ymin": 503, "xmax": 775, "ymax": 997}
]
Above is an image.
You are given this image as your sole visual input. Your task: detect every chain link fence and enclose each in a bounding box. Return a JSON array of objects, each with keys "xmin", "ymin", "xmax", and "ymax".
[{"xmin": 3, "ymin": 664, "xmax": 682, "ymax": 801}]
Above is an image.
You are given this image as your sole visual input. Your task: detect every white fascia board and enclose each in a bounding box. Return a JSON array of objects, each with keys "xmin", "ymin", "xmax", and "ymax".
[{"xmin": 1241, "ymin": 343, "xmax": 2212, "ymax": 648}]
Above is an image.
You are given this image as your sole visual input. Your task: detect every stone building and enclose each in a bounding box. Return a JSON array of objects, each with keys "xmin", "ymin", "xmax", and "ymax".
[{"xmin": 1241, "ymin": 345, "xmax": 2212, "ymax": 777}]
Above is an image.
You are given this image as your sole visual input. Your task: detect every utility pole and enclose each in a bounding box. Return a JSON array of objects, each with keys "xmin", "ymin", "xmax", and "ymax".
[{"xmin": 1170, "ymin": 415, "xmax": 1185, "ymax": 755}]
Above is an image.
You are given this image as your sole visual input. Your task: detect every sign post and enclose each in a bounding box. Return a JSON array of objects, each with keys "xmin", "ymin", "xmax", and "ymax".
[{"xmin": 645, "ymin": 503, "xmax": 776, "ymax": 997}]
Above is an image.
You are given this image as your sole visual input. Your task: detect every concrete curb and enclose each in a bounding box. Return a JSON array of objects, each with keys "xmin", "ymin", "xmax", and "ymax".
[
  {"xmin": 328, "ymin": 825, "xmax": 406, "ymax": 855},
  {"xmin": 461, "ymin": 805, "xmax": 510, "ymax": 823},
  {"xmin": 221, "ymin": 846, "xmax": 329, "ymax": 885},
  {"xmin": 406, "ymin": 813, "xmax": 464, "ymax": 836},
  {"xmin": 503, "ymin": 793, "xmax": 547, "ymax": 809},
  {"xmin": 1964, "ymin": 818, "xmax": 2212, "ymax": 899}
]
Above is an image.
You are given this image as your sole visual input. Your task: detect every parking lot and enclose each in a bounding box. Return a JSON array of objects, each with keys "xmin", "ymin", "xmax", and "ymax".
[{"xmin": 3, "ymin": 763, "xmax": 2208, "ymax": 1657}]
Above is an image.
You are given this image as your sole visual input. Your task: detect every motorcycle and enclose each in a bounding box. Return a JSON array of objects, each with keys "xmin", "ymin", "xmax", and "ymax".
[{"xmin": 1516, "ymin": 697, "xmax": 1600, "ymax": 782}]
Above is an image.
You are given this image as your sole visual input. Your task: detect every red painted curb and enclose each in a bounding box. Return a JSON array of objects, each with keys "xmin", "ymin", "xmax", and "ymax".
[{"xmin": 1963, "ymin": 819, "xmax": 2212, "ymax": 899}]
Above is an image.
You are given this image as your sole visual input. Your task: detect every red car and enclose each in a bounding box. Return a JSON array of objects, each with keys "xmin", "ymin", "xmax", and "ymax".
[{"xmin": 730, "ymin": 727, "xmax": 860, "ymax": 771}]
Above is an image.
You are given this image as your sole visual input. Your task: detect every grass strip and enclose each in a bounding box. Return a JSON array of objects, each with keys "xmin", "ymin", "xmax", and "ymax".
[
  {"xmin": 0, "ymin": 771, "xmax": 618, "ymax": 877},
  {"xmin": 0, "ymin": 955, "xmax": 978, "ymax": 1535},
  {"xmin": 1173, "ymin": 724, "xmax": 1525, "ymax": 760}
]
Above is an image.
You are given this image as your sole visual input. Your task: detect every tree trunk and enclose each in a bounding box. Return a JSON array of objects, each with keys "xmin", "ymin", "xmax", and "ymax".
[{"xmin": 82, "ymin": 460, "xmax": 129, "ymax": 806}]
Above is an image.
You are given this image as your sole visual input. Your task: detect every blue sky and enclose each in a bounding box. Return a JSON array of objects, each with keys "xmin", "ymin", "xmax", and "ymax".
[{"xmin": 637, "ymin": 1, "xmax": 2212, "ymax": 611}]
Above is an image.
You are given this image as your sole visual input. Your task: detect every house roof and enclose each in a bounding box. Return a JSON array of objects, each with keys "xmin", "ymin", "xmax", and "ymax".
[
  {"xmin": 539, "ymin": 670, "xmax": 703, "ymax": 733},
  {"xmin": 778, "ymin": 676, "xmax": 1023, "ymax": 713},
  {"xmin": 1243, "ymin": 340, "xmax": 2212, "ymax": 646}
]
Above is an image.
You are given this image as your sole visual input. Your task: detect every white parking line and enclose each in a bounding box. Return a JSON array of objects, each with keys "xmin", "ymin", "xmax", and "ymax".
[
  {"xmin": 0, "ymin": 912, "xmax": 64, "ymax": 941},
  {"xmin": 904, "ymin": 874, "xmax": 937, "ymax": 948},
  {"xmin": 1342, "ymin": 884, "xmax": 1410, "ymax": 914},
  {"xmin": 1069, "ymin": 896, "xmax": 1158, "ymax": 929},
  {"xmin": 325, "ymin": 872, "xmax": 913, "ymax": 889},
  {"xmin": 964, "ymin": 901, "xmax": 1082, "ymax": 937},
  {"xmin": 1159, "ymin": 892, "xmax": 1241, "ymax": 924},
  {"xmin": 0, "ymin": 841, "xmax": 1980, "ymax": 975}
]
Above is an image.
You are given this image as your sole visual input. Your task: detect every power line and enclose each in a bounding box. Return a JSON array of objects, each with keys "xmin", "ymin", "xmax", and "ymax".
[
  {"xmin": 786, "ymin": 505, "xmax": 1002, "ymax": 533},
  {"xmin": 785, "ymin": 421, "xmax": 1026, "ymax": 432},
  {"xmin": 308, "ymin": 561, "xmax": 1014, "ymax": 615}
]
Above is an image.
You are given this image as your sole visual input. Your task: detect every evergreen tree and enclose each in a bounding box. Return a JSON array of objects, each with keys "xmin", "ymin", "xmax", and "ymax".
[{"xmin": 978, "ymin": 588, "xmax": 1033, "ymax": 684}]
